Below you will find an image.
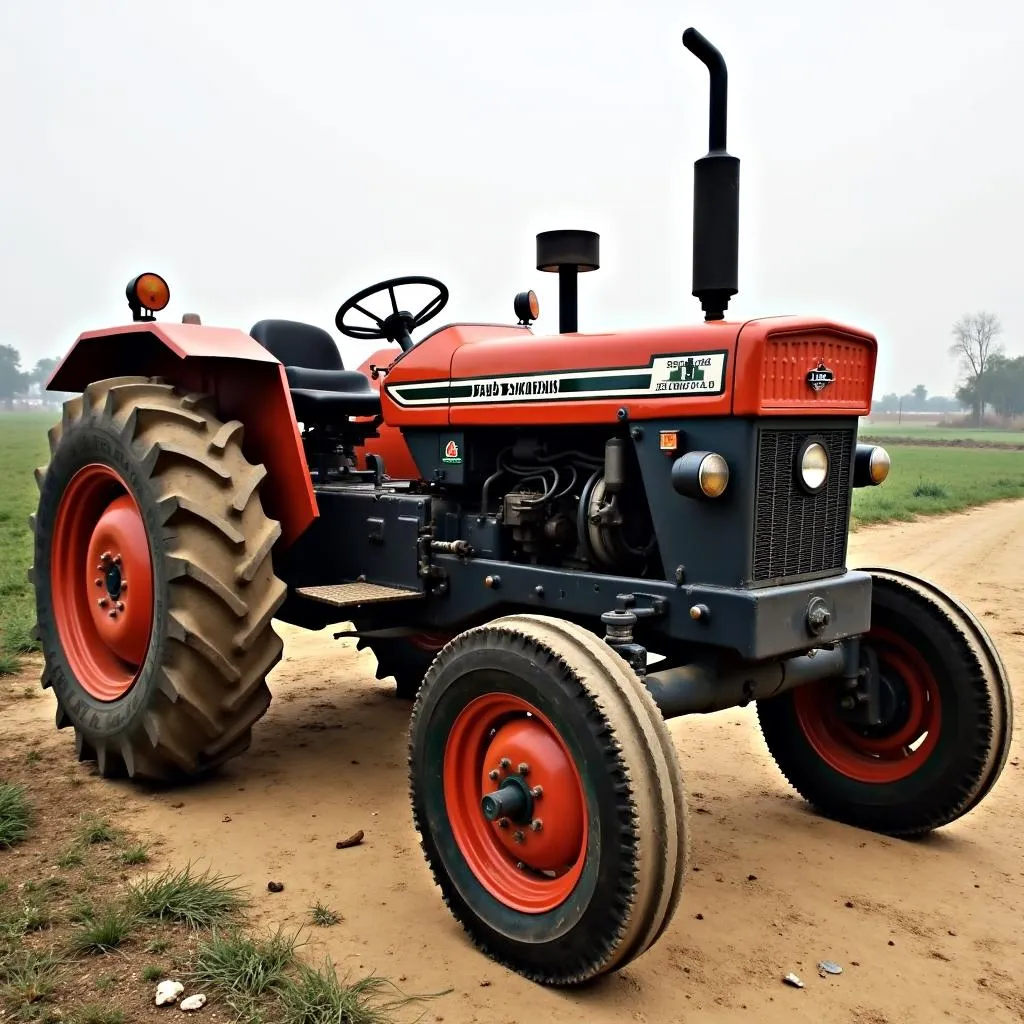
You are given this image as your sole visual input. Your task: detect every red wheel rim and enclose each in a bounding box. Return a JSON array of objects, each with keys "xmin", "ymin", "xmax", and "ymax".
[
  {"xmin": 793, "ymin": 627, "xmax": 942, "ymax": 783},
  {"xmin": 50, "ymin": 464, "xmax": 154, "ymax": 702},
  {"xmin": 443, "ymin": 693, "xmax": 588, "ymax": 914}
]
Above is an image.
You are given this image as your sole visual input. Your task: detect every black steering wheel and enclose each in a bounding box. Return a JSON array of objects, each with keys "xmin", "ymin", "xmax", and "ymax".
[{"xmin": 335, "ymin": 275, "xmax": 449, "ymax": 352}]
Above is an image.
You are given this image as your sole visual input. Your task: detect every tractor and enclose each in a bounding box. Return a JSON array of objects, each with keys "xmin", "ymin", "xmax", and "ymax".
[{"xmin": 29, "ymin": 28, "xmax": 1012, "ymax": 986}]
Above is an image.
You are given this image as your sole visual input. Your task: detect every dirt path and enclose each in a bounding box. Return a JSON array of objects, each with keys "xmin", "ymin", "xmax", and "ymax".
[{"xmin": 7, "ymin": 501, "xmax": 1024, "ymax": 1023}]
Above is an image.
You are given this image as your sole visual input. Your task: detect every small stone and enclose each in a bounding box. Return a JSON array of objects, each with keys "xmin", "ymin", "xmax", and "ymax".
[
  {"xmin": 221, "ymin": 815, "xmax": 232, "ymax": 823},
  {"xmin": 783, "ymin": 972, "xmax": 804, "ymax": 989},
  {"xmin": 180, "ymin": 993, "xmax": 207, "ymax": 1012},
  {"xmin": 695, "ymin": 913, "xmax": 704, "ymax": 920},
  {"xmin": 479, "ymin": 980, "xmax": 491, "ymax": 987},
  {"xmin": 155, "ymin": 980, "xmax": 184, "ymax": 1006},
  {"xmin": 948, "ymin": 929, "xmax": 957, "ymax": 937},
  {"xmin": 267, "ymin": 881, "xmax": 284, "ymax": 893},
  {"xmin": 170, "ymin": 802, "xmax": 185, "ymax": 809},
  {"xmin": 747, "ymin": 874, "xmax": 758, "ymax": 881},
  {"xmin": 888, "ymin": 940, "xmax": 895, "ymax": 947},
  {"xmin": 818, "ymin": 960, "xmax": 843, "ymax": 975},
  {"xmin": 336, "ymin": 831, "xmax": 364, "ymax": 850},
  {"xmin": 844, "ymin": 901, "xmax": 855, "ymax": 908}
]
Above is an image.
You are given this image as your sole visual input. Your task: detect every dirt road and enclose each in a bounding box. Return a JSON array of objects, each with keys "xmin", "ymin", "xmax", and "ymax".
[{"xmin": 8, "ymin": 500, "xmax": 1024, "ymax": 1023}]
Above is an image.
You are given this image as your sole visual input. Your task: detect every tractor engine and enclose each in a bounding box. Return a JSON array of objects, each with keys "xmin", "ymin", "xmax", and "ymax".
[{"xmin": 435, "ymin": 433, "xmax": 657, "ymax": 577}]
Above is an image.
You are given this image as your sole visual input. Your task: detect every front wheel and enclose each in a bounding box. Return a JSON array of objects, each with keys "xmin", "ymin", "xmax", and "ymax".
[
  {"xmin": 758, "ymin": 569, "xmax": 1012, "ymax": 837},
  {"xmin": 408, "ymin": 614, "xmax": 687, "ymax": 985}
]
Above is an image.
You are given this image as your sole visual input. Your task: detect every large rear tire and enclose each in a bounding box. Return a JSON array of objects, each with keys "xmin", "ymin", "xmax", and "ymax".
[
  {"xmin": 30, "ymin": 377, "xmax": 287, "ymax": 781},
  {"xmin": 758, "ymin": 569, "xmax": 1013, "ymax": 837},
  {"xmin": 408, "ymin": 613, "xmax": 686, "ymax": 985}
]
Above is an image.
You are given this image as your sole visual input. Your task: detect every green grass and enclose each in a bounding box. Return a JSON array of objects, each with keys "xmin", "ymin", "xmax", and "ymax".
[
  {"xmin": 117, "ymin": 845, "xmax": 150, "ymax": 866},
  {"xmin": 129, "ymin": 864, "xmax": 247, "ymax": 929},
  {"xmin": 0, "ymin": 949, "xmax": 61, "ymax": 1013},
  {"xmin": 71, "ymin": 903, "xmax": 139, "ymax": 954},
  {"xmin": 0, "ymin": 412, "xmax": 51, "ymax": 672},
  {"xmin": 73, "ymin": 1007, "xmax": 125, "ymax": 1024},
  {"xmin": 192, "ymin": 928, "xmax": 299, "ymax": 1002},
  {"xmin": 0, "ymin": 783, "xmax": 32, "ymax": 848},
  {"xmin": 78, "ymin": 816, "xmax": 116, "ymax": 846},
  {"xmin": 140, "ymin": 965, "xmax": 163, "ymax": 983},
  {"xmin": 860, "ymin": 423, "xmax": 1024, "ymax": 444},
  {"xmin": 277, "ymin": 962, "xmax": 416, "ymax": 1024},
  {"xmin": 310, "ymin": 900, "xmax": 340, "ymax": 927},
  {"xmin": 852, "ymin": 445, "xmax": 1024, "ymax": 527}
]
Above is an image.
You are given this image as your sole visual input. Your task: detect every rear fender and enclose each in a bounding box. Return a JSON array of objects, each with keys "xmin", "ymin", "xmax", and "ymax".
[{"xmin": 47, "ymin": 322, "xmax": 317, "ymax": 547}]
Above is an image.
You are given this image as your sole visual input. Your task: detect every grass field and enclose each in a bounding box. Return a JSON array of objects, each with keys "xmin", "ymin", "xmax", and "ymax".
[
  {"xmin": 860, "ymin": 424, "xmax": 1024, "ymax": 445},
  {"xmin": 2, "ymin": 411, "xmax": 1024, "ymax": 673}
]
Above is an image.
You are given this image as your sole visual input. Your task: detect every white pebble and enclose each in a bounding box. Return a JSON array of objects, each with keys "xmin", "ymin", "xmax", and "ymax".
[
  {"xmin": 180, "ymin": 994, "xmax": 207, "ymax": 1012},
  {"xmin": 155, "ymin": 980, "xmax": 184, "ymax": 1006}
]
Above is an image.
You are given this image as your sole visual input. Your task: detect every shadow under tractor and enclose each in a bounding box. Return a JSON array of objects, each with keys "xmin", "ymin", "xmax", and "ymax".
[{"xmin": 29, "ymin": 28, "xmax": 1013, "ymax": 986}]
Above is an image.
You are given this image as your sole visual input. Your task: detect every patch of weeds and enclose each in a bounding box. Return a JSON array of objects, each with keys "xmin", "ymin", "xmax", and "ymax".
[
  {"xmin": 0, "ymin": 949, "xmax": 62, "ymax": 1014},
  {"xmin": 144, "ymin": 937, "xmax": 170, "ymax": 955},
  {"xmin": 192, "ymin": 927, "xmax": 300, "ymax": 1009},
  {"xmin": 278, "ymin": 960, "xmax": 432, "ymax": 1024},
  {"xmin": 912, "ymin": 481, "xmax": 949, "ymax": 499},
  {"xmin": 73, "ymin": 1007, "xmax": 125, "ymax": 1024},
  {"xmin": 310, "ymin": 900, "xmax": 340, "ymax": 927},
  {"xmin": 0, "ymin": 653, "xmax": 21, "ymax": 677},
  {"xmin": 0, "ymin": 783, "xmax": 32, "ymax": 848},
  {"xmin": 0, "ymin": 880, "xmax": 8, "ymax": 896},
  {"xmin": 94, "ymin": 974, "xmax": 117, "ymax": 992},
  {"xmin": 56, "ymin": 845, "xmax": 85, "ymax": 870},
  {"xmin": 117, "ymin": 844, "xmax": 149, "ymax": 866},
  {"xmin": 72, "ymin": 903, "xmax": 139, "ymax": 954},
  {"xmin": 25, "ymin": 750, "xmax": 41, "ymax": 765},
  {"xmin": 141, "ymin": 964, "xmax": 164, "ymax": 983},
  {"xmin": 69, "ymin": 896, "xmax": 94, "ymax": 924},
  {"xmin": 129, "ymin": 864, "xmax": 247, "ymax": 928},
  {"xmin": 78, "ymin": 815, "xmax": 116, "ymax": 846}
]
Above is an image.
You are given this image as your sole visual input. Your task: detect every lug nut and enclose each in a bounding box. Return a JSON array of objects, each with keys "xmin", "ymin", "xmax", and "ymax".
[
  {"xmin": 119, "ymin": 581, "xmax": 127, "ymax": 592},
  {"xmin": 488, "ymin": 769, "xmax": 500, "ymax": 781},
  {"xmin": 530, "ymin": 786, "xmax": 543, "ymax": 799},
  {"xmin": 517, "ymin": 762, "xmax": 530, "ymax": 776},
  {"xmin": 98, "ymin": 598, "xmax": 108, "ymax": 608},
  {"xmin": 116, "ymin": 602, "xmax": 125, "ymax": 612},
  {"xmin": 513, "ymin": 830, "xmax": 525, "ymax": 844},
  {"xmin": 112, "ymin": 554, "xmax": 122, "ymax": 565},
  {"xmin": 497, "ymin": 818, "xmax": 509, "ymax": 830},
  {"xmin": 94, "ymin": 578, "xmax": 103, "ymax": 588},
  {"xmin": 101, "ymin": 551, "xmax": 112, "ymax": 563},
  {"xmin": 530, "ymin": 819, "xmax": 543, "ymax": 832},
  {"xmin": 516, "ymin": 861, "xmax": 525, "ymax": 870},
  {"xmin": 108, "ymin": 609, "xmax": 118, "ymax": 619},
  {"xmin": 499, "ymin": 757, "xmax": 511, "ymax": 770},
  {"xmin": 840, "ymin": 695, "xmax": 856, "ymax": 711}
]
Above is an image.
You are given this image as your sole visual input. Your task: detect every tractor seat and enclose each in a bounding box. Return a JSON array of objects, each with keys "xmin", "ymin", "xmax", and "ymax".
[{"xmin": 249, "ymin": 319, "xmax": 381, "ymax": 420}]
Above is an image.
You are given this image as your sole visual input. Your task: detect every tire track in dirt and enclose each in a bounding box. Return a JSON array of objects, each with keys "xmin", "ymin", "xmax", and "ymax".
[{"xmin": 6, "ymin": 499, "xmax": 1023, "ymax": 1024}]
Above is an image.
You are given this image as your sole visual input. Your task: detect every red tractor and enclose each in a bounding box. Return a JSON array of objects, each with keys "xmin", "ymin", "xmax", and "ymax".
[{"xmin": 30, "ymin": 29, "xmax": 1012, "ymax": 986}]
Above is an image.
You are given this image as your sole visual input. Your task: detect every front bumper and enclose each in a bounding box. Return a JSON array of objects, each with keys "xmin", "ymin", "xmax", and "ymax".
[{"xmin": 433, "ymin": 555, "xmax": 873, "ymax": 661}]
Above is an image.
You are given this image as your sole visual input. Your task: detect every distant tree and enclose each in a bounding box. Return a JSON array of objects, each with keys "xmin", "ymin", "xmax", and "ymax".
[
  {"xmin": 985, "ymin": 354, "xmax": 1024, "ymax": 419},
  {"xmin": 949, "ymin": 312, "xmax": 1004, "ymax": 426},
  {"xmin": 910, "ymin": 384, "xmax": 927, "ymax": 408},
  {"xmin": 0, "ymin": 345, "xmax": 28, "ymax": 409},
  {"xmin": 31, "ymin": 357, "xmax": 58, "ymax": 387},
  {"xmin": 874, "ymin": 392, "xmax": 900, "ymax": 413}
]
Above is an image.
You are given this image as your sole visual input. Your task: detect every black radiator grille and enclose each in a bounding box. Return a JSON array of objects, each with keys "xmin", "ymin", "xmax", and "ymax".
[{"xmin": 752, "ymin": 428, "xmax": 854, "ymax": 582}]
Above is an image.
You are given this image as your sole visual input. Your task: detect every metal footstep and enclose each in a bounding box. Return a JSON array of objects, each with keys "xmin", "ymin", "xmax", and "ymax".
[{"xmin": 295, "ymin": 582, "xmax": 423, "ymax": 609}]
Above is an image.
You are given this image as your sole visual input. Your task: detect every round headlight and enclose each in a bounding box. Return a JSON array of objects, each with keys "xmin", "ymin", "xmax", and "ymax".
[
  {"xmin": 697, "ymin": 452, "xmax": 730, "ymax": 498},
  {"xmin": 799, "ymin": 442, "xmax": 829, "ymax": 491},
  {"xmin": 869, "ymin": 445, "xmax": 890, "ymax": 484}
]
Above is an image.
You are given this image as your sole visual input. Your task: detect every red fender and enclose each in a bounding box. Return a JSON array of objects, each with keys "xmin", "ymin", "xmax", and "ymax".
[
  {"xmin": 47, "ymin": 322, "xmax": 317, "ymax": 547},
  {"xmin": 352, "ymin": 347, "xmax": 422, "ymax": 480}
]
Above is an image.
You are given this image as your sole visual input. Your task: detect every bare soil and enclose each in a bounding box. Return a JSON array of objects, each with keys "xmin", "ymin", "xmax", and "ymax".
[{"xmin": 4, "ymin": 499, "xmax": 1024, "ymax": 1024}]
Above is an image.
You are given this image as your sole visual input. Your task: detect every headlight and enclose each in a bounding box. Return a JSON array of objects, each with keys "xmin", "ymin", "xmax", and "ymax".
[
  {"xmin": 798, "ymin": 441, "xmax": 829, "ymax": 492},
  {"xmin": 671, "ymin": 451, "xmax": 730, "ymax": 498},
  {"xmin": 853, "ymin": 443, "xmax": 890, "ymax": 487}
]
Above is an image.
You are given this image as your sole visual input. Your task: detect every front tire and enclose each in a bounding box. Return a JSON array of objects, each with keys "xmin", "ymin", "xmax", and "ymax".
[
  {"xmin": 409, "ymin": 614, "xmax": 686, "ymax": 985},
  {"xmin": 30, "ymin": 377, "xmax": 287, "ymax": 781},
  {"xmin": 758, "ymin": 570, "xmax": 1012, "ymax": 836}
]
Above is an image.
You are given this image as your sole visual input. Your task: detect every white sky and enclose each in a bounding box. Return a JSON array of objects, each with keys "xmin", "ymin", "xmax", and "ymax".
[{"xmin": 1, "ymin": 0, "xmax": 1021, "ymax": 398}]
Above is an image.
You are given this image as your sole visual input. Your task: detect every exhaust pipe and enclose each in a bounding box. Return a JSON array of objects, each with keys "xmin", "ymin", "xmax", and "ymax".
[
  {"xmin": 645, "ymin": 643, "xmax": 851, "ymax": 719},
  {"xmin": 682, "ymin": 28, "xmax": 740, "ymax": 322}
]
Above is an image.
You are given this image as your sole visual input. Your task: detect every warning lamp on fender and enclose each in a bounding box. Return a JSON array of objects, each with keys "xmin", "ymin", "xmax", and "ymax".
[
  {"xmin": 853, "ymin": 443, "xmax": 891, "ymax": 487},
  {"xmin": 126, "ymin": 272, "xmax": 170, "ymax": 322},
  {"xmin": 671, "ymin": 450, "xmax": 730, "ymax": 499},
  {"xmin": 514, "ymin": 290, "xmax": 540, "ymax": 325}
]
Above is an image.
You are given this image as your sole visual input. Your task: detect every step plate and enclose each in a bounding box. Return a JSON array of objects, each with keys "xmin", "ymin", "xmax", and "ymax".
[{"xmin": 295, "ymin": 582, "xmax": 423, "ymax": 609}]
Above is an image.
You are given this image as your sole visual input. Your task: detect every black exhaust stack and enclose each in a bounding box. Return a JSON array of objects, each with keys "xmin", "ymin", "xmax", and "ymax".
[{"xmin": 682, "ymin": 28, "xmax": 739, "ymax": 322}]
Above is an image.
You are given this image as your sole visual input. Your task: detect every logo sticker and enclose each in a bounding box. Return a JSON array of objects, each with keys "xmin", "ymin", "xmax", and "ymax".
[
  {"xmin": 442, "ymin": 440, "xmax": 462, "ymax": 464},
  {"xmin": 807, "ymin": 361, "xmax": 834, "ymax": 393}
]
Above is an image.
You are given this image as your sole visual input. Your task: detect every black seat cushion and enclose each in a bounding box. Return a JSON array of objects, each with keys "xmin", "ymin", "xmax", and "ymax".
[
  {"xmin": 250, "ymin": 319, "xmax": 381, "ymax": 420},
  {"xmin": 250, "ymin": 319, "xmax": 345, "ymax": 370}
]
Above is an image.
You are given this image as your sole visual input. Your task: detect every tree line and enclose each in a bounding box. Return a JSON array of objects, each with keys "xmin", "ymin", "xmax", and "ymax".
[{"xmin": 0, "ymin": 346, "xmax": 58, "ymax": 408}]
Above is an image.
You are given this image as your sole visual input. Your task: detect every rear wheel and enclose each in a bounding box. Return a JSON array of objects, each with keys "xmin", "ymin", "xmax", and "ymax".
[
  {"xmin": 758, "ymin": 570, "xmax": 1012, "ymax": 836},
  {"xmin": 408, "ymin": 613, "xmax": 686, "ymax": 985},
  {"xmin": 30, "ymin": 376, "xmax": 287, "ymax": 781}
]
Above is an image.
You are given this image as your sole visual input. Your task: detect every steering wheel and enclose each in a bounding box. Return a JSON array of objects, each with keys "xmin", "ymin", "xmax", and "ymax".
[{"xmin": 335, "ymin": 275, "xmax": 449, "ymax": 352}]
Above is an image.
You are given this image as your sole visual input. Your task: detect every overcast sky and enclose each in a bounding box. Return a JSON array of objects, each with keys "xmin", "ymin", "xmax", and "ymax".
[{"xmin": 2, "ymin": 0, "xmax": 1021, "ymax": 398}]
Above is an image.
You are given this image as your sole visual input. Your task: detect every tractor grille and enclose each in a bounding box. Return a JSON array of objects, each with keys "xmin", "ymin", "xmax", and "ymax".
[{"xmin": 752, "ymin": 427, "xmax": 854, "ymax": 583}]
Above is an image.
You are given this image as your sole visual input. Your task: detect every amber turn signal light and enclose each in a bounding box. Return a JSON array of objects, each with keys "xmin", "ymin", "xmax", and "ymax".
[
  {"xmin": 514, "ymin": 290, "xmax": 540, "ymax": 324},
  {"xmin": 853, "ymin": 444, "xmax": 891, "ymax": 487},
  {"xmin": 126, "ymin": 273, "xmax": 170, "ymax": 322},
  {"xmin": 671, "ymin": 451, "xmax": 730, "ymax": 499}
]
